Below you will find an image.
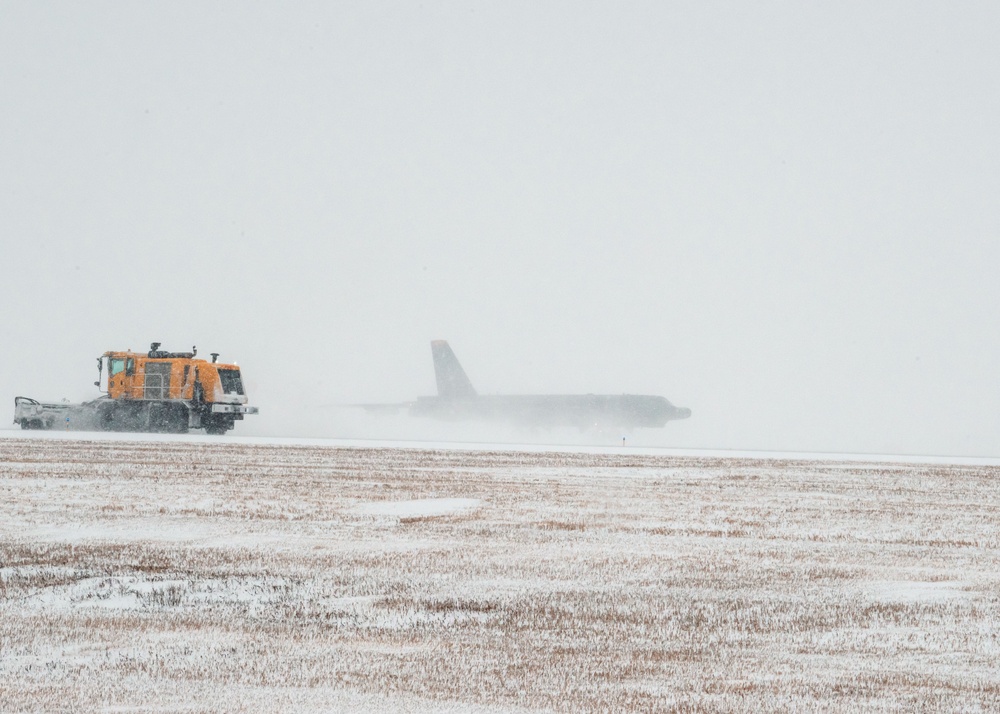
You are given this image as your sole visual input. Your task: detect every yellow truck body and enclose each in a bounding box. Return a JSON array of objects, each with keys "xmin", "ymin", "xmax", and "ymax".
[{"xmin": 14, "ymin": 343, "xmax": 258, "ymax": 434}]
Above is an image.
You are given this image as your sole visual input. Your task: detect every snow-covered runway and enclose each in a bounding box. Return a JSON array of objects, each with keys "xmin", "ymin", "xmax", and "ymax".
[{"xmin": 1, "ymin": 434, "xmax": 999, "ymax": 711}]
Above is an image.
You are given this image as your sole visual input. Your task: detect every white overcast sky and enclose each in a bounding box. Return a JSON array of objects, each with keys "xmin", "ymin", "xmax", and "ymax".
[{"xmin": 2, "ymin": 2, "xmax": 998, "ymax": 455}]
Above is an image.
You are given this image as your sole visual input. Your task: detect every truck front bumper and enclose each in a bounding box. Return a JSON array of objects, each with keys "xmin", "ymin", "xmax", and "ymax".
[{"xmin": 210, "ymin": 404, "xmax": 259, "ymax": 415}]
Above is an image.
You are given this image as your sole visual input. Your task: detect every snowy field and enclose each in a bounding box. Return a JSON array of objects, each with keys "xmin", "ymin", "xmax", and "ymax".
[{"xmin": 2, "ymin": 434, "xmax": 1000, "ymax": 712}]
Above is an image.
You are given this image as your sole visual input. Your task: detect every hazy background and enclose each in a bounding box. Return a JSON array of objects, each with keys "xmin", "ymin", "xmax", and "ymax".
[{"xmin": 2, "ymin": 2, "xmax": 998, "ymax": 455}]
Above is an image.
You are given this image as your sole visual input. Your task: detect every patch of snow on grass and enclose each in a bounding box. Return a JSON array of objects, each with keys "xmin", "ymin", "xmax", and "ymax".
[
  {"xmin": 26, "ymin": 520, "xmax": 217, "ymax": 543},
  {"xmin": 353, "ymin": 497, "xmax": 481, "ymax": 518},
  {"xmin": 869, "ymin": 580, "xmax": 971, "ymax": 602}
]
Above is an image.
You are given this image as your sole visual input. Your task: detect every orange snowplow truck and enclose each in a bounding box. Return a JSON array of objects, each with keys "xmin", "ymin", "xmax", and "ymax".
[{"xmin": 14, "ymin": 343, "xmax": 259, "ymax": 434}]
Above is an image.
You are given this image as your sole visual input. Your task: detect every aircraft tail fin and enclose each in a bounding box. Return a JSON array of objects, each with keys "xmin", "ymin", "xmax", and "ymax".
[{"xmin": 431, "ymin": 340, "xmax": 477, "ymax": 398}]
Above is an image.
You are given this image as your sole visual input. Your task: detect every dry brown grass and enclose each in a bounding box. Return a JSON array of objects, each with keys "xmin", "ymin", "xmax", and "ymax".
[{"xmin": 1, "ymin": 437, "xmax": 1000, "ymax": 712}]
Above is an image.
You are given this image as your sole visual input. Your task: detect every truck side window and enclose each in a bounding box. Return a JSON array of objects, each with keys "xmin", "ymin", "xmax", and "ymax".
[
  {"xmin": 125, "ymin": 358, "xmax": 135, "ymax": 376},
  {"xmin": 110, "ymin": 359, "xmax": 125, "ymax": 376}
]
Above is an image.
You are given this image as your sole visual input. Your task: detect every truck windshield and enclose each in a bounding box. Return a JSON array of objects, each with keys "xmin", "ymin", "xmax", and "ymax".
[
  {"xmin": 110, "ymin": 358, "xmax": 125, "ymax": 376},
  {"xmin": 217, "ymin": 369, "xmax": 245, "ymax": 395}
]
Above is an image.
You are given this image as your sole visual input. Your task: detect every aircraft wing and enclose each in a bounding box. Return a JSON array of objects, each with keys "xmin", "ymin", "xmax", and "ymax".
[{"xmin": 342, "ymin": 402, "xmax": 414, "ymax": 415}]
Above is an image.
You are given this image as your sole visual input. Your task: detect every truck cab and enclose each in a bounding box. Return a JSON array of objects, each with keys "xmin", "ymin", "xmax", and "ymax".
[{"xmin": 103, "ymin": 349, "xmax": 248, "ymax": 406}]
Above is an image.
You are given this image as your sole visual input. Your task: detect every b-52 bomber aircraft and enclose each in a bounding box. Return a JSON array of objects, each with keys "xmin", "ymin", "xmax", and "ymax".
[{"xmin": 359, "ymin": 340, "xmax": 691, "ymax": 430}]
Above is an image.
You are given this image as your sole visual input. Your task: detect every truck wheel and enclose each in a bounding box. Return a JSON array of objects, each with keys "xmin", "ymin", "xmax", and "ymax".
[
  {"xmin": 171, "ymin": 404, "xmax": 190, "ymax": 434},
  {"xmin": 203, "ymin": 415, "xmax": 232, "ymax": 435},
  {"xmin": 98, "ymin": 403, "xmax": 116, "ymax": 431},
  {"xmin": 160, "ymin": 402, "xmax": 188, "ymax": 433},
  {"xmin": 148, "ymin": 402, "xmax": 188, "ymax": 434}
]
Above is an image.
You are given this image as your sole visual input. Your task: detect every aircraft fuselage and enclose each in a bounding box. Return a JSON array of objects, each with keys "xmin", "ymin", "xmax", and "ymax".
[{"xmin": 410, "ymin": 392, "xmax": 690, "ymax": 429}]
